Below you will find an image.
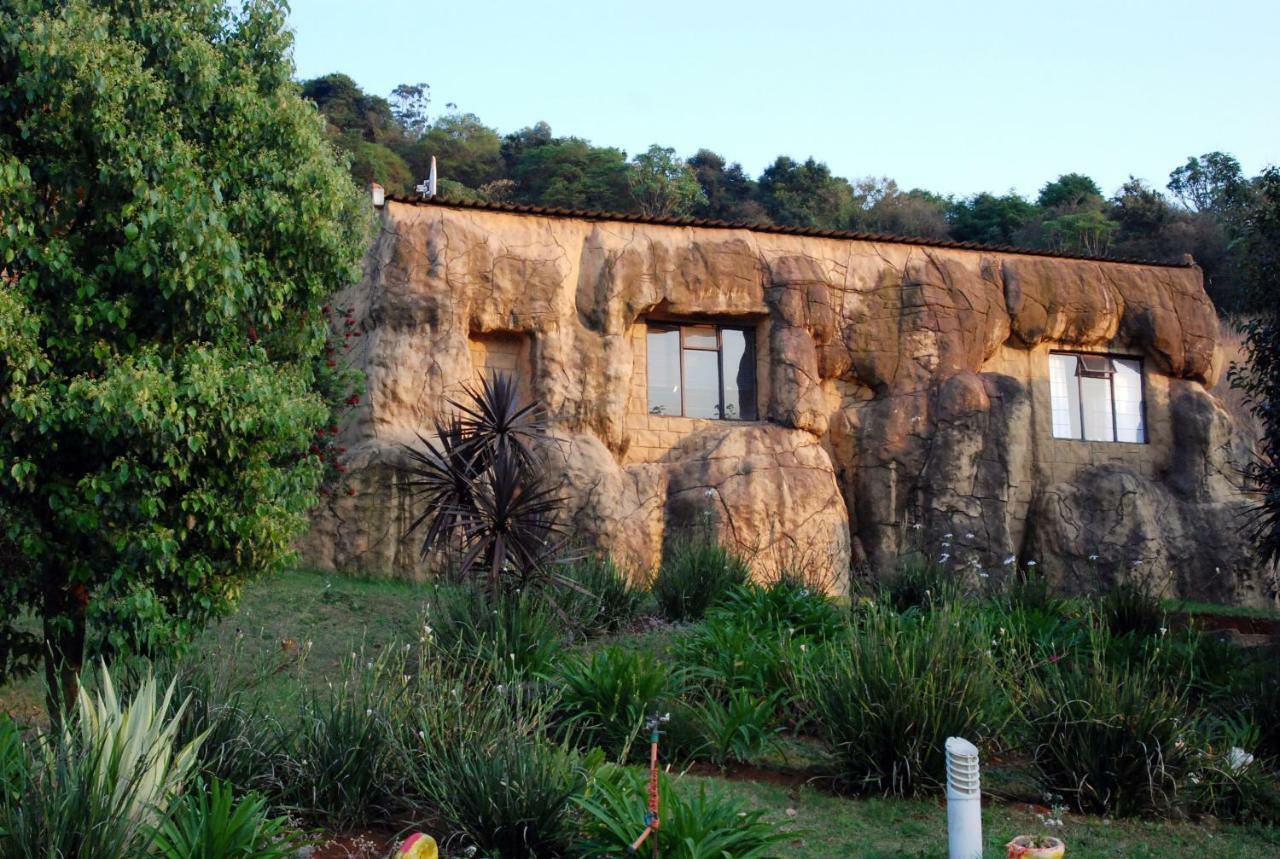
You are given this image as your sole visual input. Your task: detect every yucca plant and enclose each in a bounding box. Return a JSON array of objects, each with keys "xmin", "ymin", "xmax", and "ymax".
[
  {"xmin": 574, "ymin": 764, "xmax": 789, "ymax": 858},
  {"xmin": 0, "ymin": 665, "xmax": 203, "ymax": 858},
  {"xmin": 404, "ymin": 372, "xmax": 566, "ymax": 594},
  {"xmin": 151, "ymin": 778, "xmax": 303, "ymax": 858}
]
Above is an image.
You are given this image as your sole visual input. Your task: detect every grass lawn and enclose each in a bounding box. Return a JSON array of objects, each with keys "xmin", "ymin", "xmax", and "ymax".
[{"xmin": 3, "ymin": 568, "xmax": 1279, "ymax": 857}]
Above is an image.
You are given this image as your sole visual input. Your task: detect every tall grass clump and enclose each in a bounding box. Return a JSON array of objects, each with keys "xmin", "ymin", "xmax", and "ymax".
[
  {"xmin": 652, "ymin": 538, "xmax": 750, "ymax": 622},
  {"xmin": 1099, "ymin": 577, "xmax": 1167, "ymax": 638},
  {"xmin": 0, "ymin": 667, "xmax": 202, "ymax": 858},
  {"xmin": 552, "ymin": 646, "xmax": 675, "ymax": 758},
  {"xmin": 1019, "ymin": 623, "xmax": 1195, "ymax": 816},
  {"xmin": 555, "ymin": 552, "xmax": 651, "ymax": 636},
  {"xmin": 277, "ymin": 649, "xmax": 402, "ymax": 828},
  {"xmin": 574, "ymin": 764, "xmax": 790, "ymax": 858},
  {"xmin": 399, "ymin": 673, "xmax": 592, "ymax": 859},
  {"xmin": 878, "ymin": 551, "xmax": 959, "ymax": 613},
  {"xmin": 427, "ymin": 584, "xmax": 565, "ymax": 677},
  {"xmin": 800, "ymin": 603, "xmax": 1004, "ymax": 795}
]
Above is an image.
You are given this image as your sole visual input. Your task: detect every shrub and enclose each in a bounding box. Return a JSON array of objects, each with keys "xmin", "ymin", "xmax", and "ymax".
[
  {"xmin": 555, "ymin": 553, "xmax": 651, "ymax": 636},
  {"xmin": 800, "ymin": 603, "xmax": 1004, "ymax": 796},
  {"xmin": 686, "ymin": 688, "xmax": 783, "ymax": 767},
  {"xmin": 1184, "ymin": 716, "xmax": 1280, "ymax": 823},
  {"xmin": 151, "ymin": 779, "xmax": 303, "ymax": 859},
  {"xmin": 1099, "ymin": 578, "xmax": 1166, "ymax": 638},
  {"xmin": 652, "ymin": 539, "xmax": 750, "ymax": 622},
  {"xmin": 0, "ymin": 667, "xmax": 202, "ymax": 858},
  {"xmin": 0, "ymin": 715, "xmax": 28, "ymax": 810},
  {"xmin": 574, "ymin": 764, "xmax": 790, "ymax": 858},
  {"xmin": 427, "ymin": 585, "xmax": 565, "ymax": 677},
  {"xmin": 1020, "ymin": 626, "xmax": 1195, "ymax": 816},
  {"xmin": 278, "ymin": 651, "xmax": 399, "ymax": 828},
  {"xmin": 878, "ymin": 552, "xmax": 958, "ymax": 613},
  {"xmin": 400, "ymin": 682, "xmax": 592, "ymax": 859},
  {"xmin": 720, "ymin": 579, "xmax": 844, "ymax": 639},
  {"xmin": 552, "ymin": 646, "xmax": 675, "ymax": 758}
]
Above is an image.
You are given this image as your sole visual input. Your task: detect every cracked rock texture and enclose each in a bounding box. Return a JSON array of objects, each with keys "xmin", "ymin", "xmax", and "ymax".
[{"xmin": 298, "ymin": 201, "xmax": 1272, "ymax": 605}]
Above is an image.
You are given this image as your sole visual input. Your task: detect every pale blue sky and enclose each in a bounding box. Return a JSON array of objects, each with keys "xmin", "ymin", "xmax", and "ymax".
[{"xmin": 286, "ymin": 0, "xmax": 1278, "ymax": 199}]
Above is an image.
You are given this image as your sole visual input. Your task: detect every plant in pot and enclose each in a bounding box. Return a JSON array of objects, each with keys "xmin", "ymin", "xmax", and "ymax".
[{"xmin": 1006, "ymin": 794, "xmax": 1066, "ymax": 858}]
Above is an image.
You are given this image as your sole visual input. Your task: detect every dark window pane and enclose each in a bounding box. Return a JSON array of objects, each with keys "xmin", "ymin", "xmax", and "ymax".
[
  {"xmin": 683, "ymin": 348, "xmax": 721, "ymax": 418},
  {"xmin": 682, "ymin": 325, "xmax": 718, "ymax": 350},
  {"xmin": 647, "ymin": 327, "xmax": 682, "ymax": 415},
  {"xmin": 721, "ymin": 329, "xmax": 756, "ymax": 420}
]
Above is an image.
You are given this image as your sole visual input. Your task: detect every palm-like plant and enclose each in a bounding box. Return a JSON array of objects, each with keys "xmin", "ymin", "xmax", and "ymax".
[{"xmin": 403, "ymin": 372, "xmax": 565, "ymax": 594}]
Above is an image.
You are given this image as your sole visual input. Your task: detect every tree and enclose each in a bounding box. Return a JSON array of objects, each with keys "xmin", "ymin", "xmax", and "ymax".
[
  {"xmin": 687, "ymin": 149, "xmax": 769, "ymax": 223},
  {"xmin": 1230, "ymin": 168, "xmax": 1280, "ymax": 562},
  {"xmin": 506, "ymin": 134, "xmax": 632, "ymax": 211},
  {"xmin": 846, "ymin": 177, "xmax": 951, "ymax": 239},
  {"xmin": 407, "ymin": 113, "xmax": 504, "ymax": 191},
  {"xmin": 757, "ymin": 156, "xmax": 854, "ymax": 229},
  {"xmin": 626, "ymin": 145, "xmax": 706, "ymax": 218},
  {"xmin": 947, "ymin": 192, "xmax": 1037, "ymax": 244},
  {"xmin": 302, "ymin": 73, "xmax": 401, "ymax": 145},
  {"xmin": 1037, "ymin": 173, "xmax": 1103, "ymax": 210},
  {"xmin": 1168, "ymin": 152, "xmax": 1252, "ymax": 217},
  {"xmin": 390, "ymin": 82, "xmax": 431, "ymax": 138},
  {"xmin": 0, "ymin": 0, "xmax": 366, "ymax": 717}
]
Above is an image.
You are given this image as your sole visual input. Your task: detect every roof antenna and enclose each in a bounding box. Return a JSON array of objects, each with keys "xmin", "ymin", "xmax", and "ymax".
[{"xmin": 415, "ymin": 156, "xmax": 438, "ymax": 199}]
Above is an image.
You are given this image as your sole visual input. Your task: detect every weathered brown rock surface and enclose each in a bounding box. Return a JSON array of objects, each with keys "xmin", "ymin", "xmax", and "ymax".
[{"xmin": 297, "ymin": 200, "xmax": 1274, "ymax": 605}]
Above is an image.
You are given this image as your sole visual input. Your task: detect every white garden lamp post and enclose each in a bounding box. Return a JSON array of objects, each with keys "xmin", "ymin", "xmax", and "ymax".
[{"xmin": 945, "ymin": 736, "xmax": 983, "ymax": 859}]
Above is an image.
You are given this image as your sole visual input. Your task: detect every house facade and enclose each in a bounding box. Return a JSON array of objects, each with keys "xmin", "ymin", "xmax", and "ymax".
[{"xmin": 299, "ymin": 196, "xmax": 1271, "ymax": 605}]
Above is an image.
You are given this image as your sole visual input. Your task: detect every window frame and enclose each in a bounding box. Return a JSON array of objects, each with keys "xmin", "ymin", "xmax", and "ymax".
[
  {"xmin": 646, "ymin": 321, "xmax": 758, "ymax": 421},
  {"xmin": 1048, "ymin": 350, "xmax": 1147, "ymax": 444}
]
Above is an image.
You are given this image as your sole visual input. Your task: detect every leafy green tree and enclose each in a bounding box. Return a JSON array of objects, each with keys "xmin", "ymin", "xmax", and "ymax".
[
  {"xmin": 1230, "ymin": 168, "xmax": 1280, "ymax": 561},
  {"xmin": 0, "ymin": 0, "xmax": 366, "ymax": 716},
  {"xmin": 506, "ymin": 133, "xmax": 631, "ymax": 211},
  {"xmin": 1037, "ymin": 173, "xmax": 1104, "ymax": 210},
  {"xmin": 302, "ymin": 73, "xmax": 401, "ymax": 145},
  {"xmin": 947, "ymin": 192, "xmax": 1037, "ymax": 244},
  {"xmin": 1041, "ymin": 209, "xmax": 1118, "ymax": 256},
  {"xmin": 757, "ymin": 156, "xmax": 854, "ymax": 229},
  {"xmin": 1168, "ymin": 152, "xmax": 1253, "ymax": 217},
  {"xmin": 626, "ymin": 145, "xmax": 706, "ymax": 218},
  {"xmin": 846, "ymin": 177, "xmax": 951, "ymax": 239},
  {"xmin": 407, "ymin": 113, "xmax": 504, "ymax": 192},
  {"xmin": 687, "ymin": 149, "xmax": 769, "ymax": 223},
  {"xmin": 390, "ymin": 82, "xmax": 432, "ymax": 137}
]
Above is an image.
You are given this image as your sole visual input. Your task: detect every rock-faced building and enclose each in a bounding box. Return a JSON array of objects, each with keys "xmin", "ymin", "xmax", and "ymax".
[{"xmin": 300, "ymin": 197, "xmax": 1272, "ymax": 605}]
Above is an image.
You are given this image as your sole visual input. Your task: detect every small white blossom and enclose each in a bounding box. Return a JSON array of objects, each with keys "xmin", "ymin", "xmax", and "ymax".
[
  {"xmin": 1002, "ymin": 555, "xmax": 1016, "ymax": 566},
  {"xmin": 965, "ymin": 533, "xmax": 975, "ymax": 539},
  {"xmin": 1026, "ymin": 560, "xmax": 1037, "ymax": 568}
]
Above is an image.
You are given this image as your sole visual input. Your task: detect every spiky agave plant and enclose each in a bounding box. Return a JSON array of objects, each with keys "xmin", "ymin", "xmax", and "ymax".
[{"xmin": 403, "ymin": 372, "xmax": 566, "ymax": 594}]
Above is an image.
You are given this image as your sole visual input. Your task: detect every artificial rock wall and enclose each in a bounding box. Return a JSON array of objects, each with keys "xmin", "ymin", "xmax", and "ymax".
[{"xmin": 298, "ymin": 200, "xmax": 1272, "ymax": 605}]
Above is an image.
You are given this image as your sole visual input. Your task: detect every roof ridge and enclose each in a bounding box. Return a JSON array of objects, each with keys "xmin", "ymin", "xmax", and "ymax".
[{"xmin": 385, "ymin": 195, "xmax": 1194, "ymax": 270}]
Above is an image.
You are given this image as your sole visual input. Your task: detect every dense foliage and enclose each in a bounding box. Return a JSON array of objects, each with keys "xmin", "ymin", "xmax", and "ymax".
[
  {"xmin": 1230, "ymin": 169, "xmax": 1280, "ymax": 562},
  {"xmin": 305, "ymin": 75, "xmax": 1273, "ymax": 309},
  {"xmin": 0, "ymin": 0, "xmax": 366, "ymax": 714}
]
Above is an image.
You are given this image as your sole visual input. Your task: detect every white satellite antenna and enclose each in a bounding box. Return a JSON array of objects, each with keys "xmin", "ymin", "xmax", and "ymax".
[{"xmin": 415, "ymin": 156, "xmax": 438, "ymax": 199}]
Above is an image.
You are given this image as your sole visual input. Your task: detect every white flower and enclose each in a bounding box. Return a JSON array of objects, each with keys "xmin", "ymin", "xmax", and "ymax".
[
  {"xmin": 943, "ymin": 533, "xmax": 953, "ymax": 539},
  {"xmin": 1229, "ymin": 747, "xmax": 1255, "ymax": 772},
  {"xmin": 1026, "ymin": 560, "xmax": 1037, "ymax": 567},
  {"xmin": 911, "ymin": 522, "xmax": 923, "ymax": 530},
  {"xmin": 1088, "ymin": 554, "xmax": 1099, "ymax": 561},
  {"xmin": 365, "ymin": 708, "xmax": 373, "ymax": 717},
  {"xmin": 799, "ymin": 643, "xmax": 808, "ymax": 652},
  {"xmin": 979, "ymin": 572, "xmax": 990, "ymax": 579},
  {"xmin": 965, "ymin": 533, "xmax": 975, "ymax": 539},
  {"xmin": 704, "ymin": 488, "xmax": 715, "ymax": 497},
  {"xmin": 1002, "ymin": 555, "xmax": 1016, "ymax": 566},
  {"xmin": 1159, "ymin": 627, "xmax": 1168, "ymax": 637},
  {"xmin": 938, "ymin": 553, "xmax": 951, "ymax": 563}
]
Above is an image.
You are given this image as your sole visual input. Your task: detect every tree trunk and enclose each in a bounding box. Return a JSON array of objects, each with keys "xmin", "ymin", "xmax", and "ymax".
[{"xmin": 42, "ymin": 581, "xmax": 88, "ymax": 726}]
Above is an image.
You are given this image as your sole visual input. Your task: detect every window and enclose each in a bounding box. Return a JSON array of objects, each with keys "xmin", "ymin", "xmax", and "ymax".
[
  {"xmin": 646, "ymin": 322, "xmax": 757, "ymax": 420},
  {"xmin": 1048, "ymin": 352, "xmax": 1145, "ymax": 443}
]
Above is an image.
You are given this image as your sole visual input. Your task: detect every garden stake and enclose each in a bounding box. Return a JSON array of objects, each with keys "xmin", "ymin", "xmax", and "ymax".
[{"xmin": 629, "ymin": 713, "xmax": 670, "ymax": 857}]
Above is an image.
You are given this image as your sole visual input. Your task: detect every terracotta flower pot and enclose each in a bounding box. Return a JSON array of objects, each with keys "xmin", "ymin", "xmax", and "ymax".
[{"xmin": 1006, "ymin": 835, "xmax": 1065, "ymax": 858}]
